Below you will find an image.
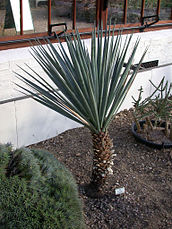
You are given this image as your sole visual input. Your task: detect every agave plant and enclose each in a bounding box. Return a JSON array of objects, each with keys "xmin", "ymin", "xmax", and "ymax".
[{"xmin": 16, "ymin": 26, "xmax": 146, "ymax": 196}]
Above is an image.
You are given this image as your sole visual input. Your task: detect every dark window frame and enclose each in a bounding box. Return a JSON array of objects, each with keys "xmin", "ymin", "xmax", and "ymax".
[{"xmin": 0, "ymin": 0, "xmax": 172, "ymax": 50}]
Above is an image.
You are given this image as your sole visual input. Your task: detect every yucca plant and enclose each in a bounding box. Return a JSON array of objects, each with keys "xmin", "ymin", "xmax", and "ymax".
[{"xmin": 16, "ymin": 26, "xmax": 147, "ymax": 196}]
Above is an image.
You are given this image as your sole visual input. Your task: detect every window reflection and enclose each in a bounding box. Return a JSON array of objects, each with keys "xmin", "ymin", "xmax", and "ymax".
[
  {"xmin": 29, "ymin": 0, "xmax": 48, "ymax": 34},
  {"xmin": 108, "ymin": 0, "xmax": 124, "ymax": 24},
  {"xmin": 76, "ymin": 0, "xmax": 96, "ymax": 29},
  {"xmin": 0, "ymin": 0, "xmax": 48, "ymax": 36},
  {"xmin": 144, "ymin": 0, "xmax": 157, "ymax": 17},
  {"xmin": 0, "ymin": 0, "xmax": 16, "ymax": 36},
  {"xmin": 0, "ymin": 0, "xmax": 171, "ymax": 38},
  {"xmin": 51, "ymin": 0, "xmax": 73, "ymax": 31},
  {"xmin": 160, "ymin": 0, "xmax": 172, "ymax": 20},
  {"xmin": 127, "ymin": 0, "xmax": 142, "ymax": 23}
]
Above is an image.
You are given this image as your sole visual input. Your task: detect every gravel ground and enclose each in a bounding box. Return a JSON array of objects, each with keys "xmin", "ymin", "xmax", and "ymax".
[{"xmin": 29, "ymin": 108, "xmax": 172, "ymax": 229}]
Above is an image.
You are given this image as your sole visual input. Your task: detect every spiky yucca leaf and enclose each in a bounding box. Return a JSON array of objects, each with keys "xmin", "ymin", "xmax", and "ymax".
[{"xmin": 16, "ymin": 26, "xmax": 147, "ymax": 134}]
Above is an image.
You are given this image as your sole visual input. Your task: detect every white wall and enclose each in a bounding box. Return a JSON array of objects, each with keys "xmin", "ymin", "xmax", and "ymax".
[{"xmin": 0, "ymin": 29, "xmax": 172, "ymax": 148}]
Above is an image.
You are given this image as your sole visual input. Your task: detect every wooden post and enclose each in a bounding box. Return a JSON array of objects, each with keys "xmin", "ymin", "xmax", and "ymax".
[
  {"xmin": 157, "ymin": 0, "xmax": 161, "ymax": 15},
  {"xmin": 73, "ymin": 0, "xmax": 76, "ymax": 30},
  {"xmin": 123, "ymin": 0, "xmax": 128, "ymax": 24},
  {"xmin": 101, "ymin": 0, "xmax": 108, "ymax": 29},
  {"xmin": 96, "ymin": 0, "xmax": 100, "ymax": 27},
  {"xmin": 140, "ymin": 0, "xmax": 145, "ymax": 25},
  {"xmin": 20, "ymin": 0, "xmax": 23, "ymax": 35},
  {"xmin": 48, "ymin": 0, "xmax": 51, "ymax": 34}
]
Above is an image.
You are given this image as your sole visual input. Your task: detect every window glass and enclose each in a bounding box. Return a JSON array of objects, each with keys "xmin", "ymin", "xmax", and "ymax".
[
  {"xmin": 127, "ymin": 0, "xmax": 142, "ymax": 23},
  {"xmin": 51, "ymin": 0, "xmax": 73, "ymax": 32},
  {"xmin": 0, "ymin": 0, "xmax": 17, "ymax": 36},
  {"xmin": 76, "ymin": 0, "xmax": 96, "ymax": 29},
  {"xmin": 108, "ymin": 0, "xmax": 124, "ymax": 24},
  {"xmin": 29, "ymin": 0, "xmax": 48, "ymax": 34},
  {"xmin": 144, "ymin": 0, "xmax": 157, "ymax": 17},
  {"xmin": 0, "ymin": 0, "xmax": 48, "ymax": 36},
  {"xmin": 0, "ymin": 0, "xmax": 172, "ymax": 39},
  {"xmin": 160, "ymin": 0, "xmax": 172, "ymax": 20}
]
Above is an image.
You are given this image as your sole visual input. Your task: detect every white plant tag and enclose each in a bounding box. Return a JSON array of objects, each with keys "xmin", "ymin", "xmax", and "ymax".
[{"xmin": 115, "ymin": 187, "xmax": 125, "ymax": 195}]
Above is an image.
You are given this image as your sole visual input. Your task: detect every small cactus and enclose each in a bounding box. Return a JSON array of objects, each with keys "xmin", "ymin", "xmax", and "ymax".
[{"xmin": 132, "ymin": 77, "xmax": 172, "ymax": 140}]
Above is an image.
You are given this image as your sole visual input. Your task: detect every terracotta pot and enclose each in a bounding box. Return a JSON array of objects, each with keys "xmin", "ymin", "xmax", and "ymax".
[{"xmin": 131, "ymin": 120, "xmax": 172, "ymax": 149}]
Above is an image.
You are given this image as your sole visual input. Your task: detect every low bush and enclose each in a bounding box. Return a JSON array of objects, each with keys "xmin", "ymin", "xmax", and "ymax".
[{"xmin": 0, "ymin": 144, "xmax": 85, "ymax": 229}]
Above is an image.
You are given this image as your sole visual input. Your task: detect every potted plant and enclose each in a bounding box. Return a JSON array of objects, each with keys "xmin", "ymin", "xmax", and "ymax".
[{"xmin": 131, "ymin": 77, "xmax": 172, "ymax": 149}]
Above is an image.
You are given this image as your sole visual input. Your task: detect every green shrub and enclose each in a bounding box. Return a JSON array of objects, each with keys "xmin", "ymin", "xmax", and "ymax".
[{"xmin": 0, "ymin": 144, "xmax": 85, "ymax": 229}]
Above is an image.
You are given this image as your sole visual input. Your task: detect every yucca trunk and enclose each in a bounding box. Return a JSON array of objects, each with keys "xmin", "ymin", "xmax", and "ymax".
[{"xmin": 90, "ymin": 131, "xmax": 114, "ymax": 195}]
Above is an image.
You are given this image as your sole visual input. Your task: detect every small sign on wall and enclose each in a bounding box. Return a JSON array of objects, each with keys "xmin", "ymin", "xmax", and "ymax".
[{"xmin": 5, "ymin": 0, "xmax": 34, "ymax": 32}]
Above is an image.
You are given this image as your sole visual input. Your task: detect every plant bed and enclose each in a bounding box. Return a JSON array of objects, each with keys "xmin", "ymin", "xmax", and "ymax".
[
  {"xmin": 132, "ymin": 120, "xmax": 172, "ymax": 149},
  {"xmin": 29, "ymin": 109, "xmax": 172, "ymax": 229}
]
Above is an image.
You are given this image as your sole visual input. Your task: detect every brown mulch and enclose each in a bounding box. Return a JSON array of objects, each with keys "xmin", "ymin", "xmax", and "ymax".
[{"xmin": 29, "ymin": 109, "xmax": 172, "ymax": 229}]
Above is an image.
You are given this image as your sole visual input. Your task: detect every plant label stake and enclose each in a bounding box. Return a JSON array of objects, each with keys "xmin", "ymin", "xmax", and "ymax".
[{"xmin": 115, "ymin": 187, "xmax": 125, "ymax": 195}]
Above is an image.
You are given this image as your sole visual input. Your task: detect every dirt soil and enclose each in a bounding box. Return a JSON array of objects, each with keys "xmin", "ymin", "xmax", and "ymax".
[{"xmin": 29, "ymin": 109, "xmax": 172, "ymax": 229}]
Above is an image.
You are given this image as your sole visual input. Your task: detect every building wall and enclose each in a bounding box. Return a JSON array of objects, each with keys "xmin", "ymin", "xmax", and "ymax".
[{"xmin": 0, "ymin": 29, "xmax": 172, "ymax": 148}]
